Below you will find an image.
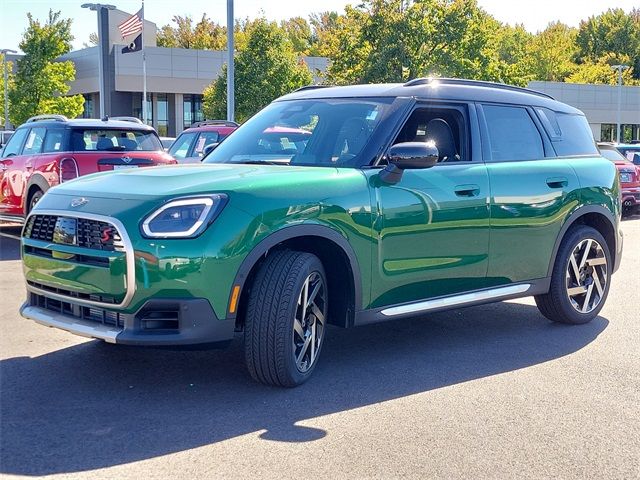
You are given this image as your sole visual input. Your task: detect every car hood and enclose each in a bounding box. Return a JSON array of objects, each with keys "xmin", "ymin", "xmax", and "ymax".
[{"xmin": 45, "ymin": 163, "xmax": 364, "ymax": 201}]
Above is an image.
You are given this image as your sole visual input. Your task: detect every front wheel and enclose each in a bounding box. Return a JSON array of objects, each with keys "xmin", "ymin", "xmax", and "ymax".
[
  {"xmin": 535, "ymin": 225, "xmax": 611, "ymax": 324},
  {"xmin": 28, "ymin": 190, "xmax": 44, "ymax": 214},
  {"xmin": 244, "ymin": 250, "xmax": 328, "ymax": 387}
]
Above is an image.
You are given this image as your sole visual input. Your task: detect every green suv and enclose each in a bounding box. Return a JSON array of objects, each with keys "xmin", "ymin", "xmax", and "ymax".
[{"xmin": 20, "ymin": 78, "xmax": 623, "ymax": 386}]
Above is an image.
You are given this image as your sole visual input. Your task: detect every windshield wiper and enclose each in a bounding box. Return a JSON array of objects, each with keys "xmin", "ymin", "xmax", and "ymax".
[{"xmin": 234, "ymin": 160, "xmax": 285, "ymax": 165}]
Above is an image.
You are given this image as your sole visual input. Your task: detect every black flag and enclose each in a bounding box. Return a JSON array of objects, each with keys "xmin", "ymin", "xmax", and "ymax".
[{"xmin": 122, "ymin": 34, "xmax": 142, "ymax": 54}]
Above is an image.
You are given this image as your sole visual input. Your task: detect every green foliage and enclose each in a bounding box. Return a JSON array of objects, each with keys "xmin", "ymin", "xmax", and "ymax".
[
  {"xmin": 525, "ymin": 22, "xmax": 578, "ymax": 82},
  {"xmin": 566, "ymin": 54, "xmax": 639, "ymax": 86},
  {"xmin": 9, "ymin": 10, "xmax": 84, "ymax": 125},
  {"xmin": 0, "ymin": 57, "xmax": 15, "ymax": 127},
  {"xmin": 157, "ymin": 14, "xmax": 227, "ymax": 50},
  {"xmin": 203, "ymin": 19, "xmax": 312, "ymax": 123}
]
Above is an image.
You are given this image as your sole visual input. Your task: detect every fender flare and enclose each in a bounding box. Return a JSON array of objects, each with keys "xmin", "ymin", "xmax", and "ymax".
[
  {"xmin": 547, "ymin": 204, "xmax": 617, "ymax": 277},
  {"xmin": 226, "ymin": 224, "xmax": 363, "ymax": 320},
  {"xmin": 23, "ymin": 173, "xmax": 51, "ymax": 214}
]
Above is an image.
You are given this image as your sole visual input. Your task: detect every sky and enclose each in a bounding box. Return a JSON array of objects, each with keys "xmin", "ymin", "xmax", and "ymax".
[{"xmin": 0, "ymin": 0, "xmax": 638, "ymax": 53}]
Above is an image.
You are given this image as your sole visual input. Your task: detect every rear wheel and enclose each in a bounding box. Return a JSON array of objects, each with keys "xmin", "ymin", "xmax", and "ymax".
[
  {"xmin": 535, "ymin": 225, "xmax": 611, "ymax": 324},
  {"xmin": 244, "ymin": 250, "xmax": 328, "ymax": 387}
]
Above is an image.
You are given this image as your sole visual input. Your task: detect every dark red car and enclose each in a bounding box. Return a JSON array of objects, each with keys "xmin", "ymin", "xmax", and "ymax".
[
  {"xmin": 0, "ymin": 115, "xmax": 176, "ymax": 222},
  {"xmin": 598, "ymin": 142, "xmax": 640, "ymax": 215}
]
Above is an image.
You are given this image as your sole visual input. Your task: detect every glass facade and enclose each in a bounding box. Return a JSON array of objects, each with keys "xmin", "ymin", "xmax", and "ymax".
[
  {"xmin": 157, "ymin": 93, "xmax": 168, "ymax": 136},
  {"xmin": 601, "ymin": 124, "xmax": 640, "ymax": 142},
  {"xmin": 132, "ymin": 93, "xmax": 153, "ymax": 125},
  {"xmin": 183, "ymin": 94, "xmax": 204, "ymax": 129},
  {"xmin": 82, "ymin": 94, "xmax": 94, "ymax": 119}
]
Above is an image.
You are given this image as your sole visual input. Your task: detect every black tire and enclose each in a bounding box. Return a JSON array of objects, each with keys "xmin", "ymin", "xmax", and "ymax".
[
  {"xmin": 244, "ymin": 250, "xmax": 328, "ymax": 387},
  {"xmin": 28, "ymin": 190, "xmax": 44, "ymax": 213},
  {"xmin": 535, "ymin": 225, "xmax": 611, "ymax": 324}
]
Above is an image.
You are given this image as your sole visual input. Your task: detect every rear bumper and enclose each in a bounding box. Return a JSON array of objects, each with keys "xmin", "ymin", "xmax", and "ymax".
[
  {"xmin": 20, "ymin": 296, "xmax": 236, "ymax": 346},
  {"xmin": 621, "ymin": 187, "xmax": 640, "ymax": 207}
]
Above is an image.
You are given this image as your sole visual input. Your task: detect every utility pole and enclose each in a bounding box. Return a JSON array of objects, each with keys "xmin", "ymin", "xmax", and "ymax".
[
  {"xmin": 226, "ymin": 0, "xmax": 234, "ymax": 122},
  {"xmin": 611, "ymin": 64, "xmax": 629, "ymax": 143},
  {"xmin": 82, "ymin": 3, "xmax": 116, "ymax": 118},
  {"xmin": 1, "ymin": 48, "xmax": 17, "ymax": 129}
]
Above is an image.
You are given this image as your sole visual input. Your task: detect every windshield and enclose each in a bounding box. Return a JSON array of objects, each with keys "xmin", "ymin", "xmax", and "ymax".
[
  {"xmin": 618, "ymin": 146, "xmax": 640, "ymax": 165},
  {"xmin": 204, "ymin": 99, "xmax": 392, "ymax": 167},
  {"xmin": 70, "ymin": 129, "xmax": 162, "ymax": 152},
  {"xmin": 599, "ymin": 147, "xmax": 626, "ymax": 162}
]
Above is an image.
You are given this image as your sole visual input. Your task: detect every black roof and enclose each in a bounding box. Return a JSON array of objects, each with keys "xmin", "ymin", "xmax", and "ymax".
[{"xmin": 279, "ymin": 78, "xmax": 582, "ymax": 115}]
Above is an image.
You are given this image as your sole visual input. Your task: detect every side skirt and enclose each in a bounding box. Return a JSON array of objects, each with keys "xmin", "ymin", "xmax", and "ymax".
[{"xmin": 354, "ymin": 278, "xmax": 551, "ymax": 326}]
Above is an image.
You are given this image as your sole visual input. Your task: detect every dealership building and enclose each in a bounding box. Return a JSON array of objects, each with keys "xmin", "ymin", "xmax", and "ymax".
[{"xmin": 4, "ymin": 7, "xmax": 639, "ymax": 141}]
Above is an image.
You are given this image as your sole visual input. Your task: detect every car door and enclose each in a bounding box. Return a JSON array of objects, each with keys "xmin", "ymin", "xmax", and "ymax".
[
  {"xmin": 0, "ymin": 127, "xmax": 30, "ymax": 216},
  {"xmin": 369, "ymin": 102, "xmax": 491, "ymax": 309},
  {"xmin": 168, "ymin": 131, "xmax": 197, "ymax": 163},
  {"xmin": 478, "ymin": 103, "xmax": 580, "ymax": 284}
]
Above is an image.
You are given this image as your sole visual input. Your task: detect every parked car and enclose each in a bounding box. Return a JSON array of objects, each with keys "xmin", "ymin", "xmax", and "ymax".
[
  {"xmin": 168, "ymin": 120, "xmax": 238, "ymax": 163},
  {"xmin": 597, "ymin": 142, "xmax": 640, "ymax": 215},
  {"xmin": 616, "ymin": 142, "xmax": 640, "ymax": 167},
  {"xmin": 159, "ymin": 136, "xmax": 175, "ymax": 151},
  {"xmin": 1, "ymin": 130, "xmax": 13, "ymax": 148},
  {"xmin": 20, "ymin": 78, "xmax": 623, "ymax": 387},
  {"xmin": 0, "ymin": 115, "xmax": 176, "ymax": 223}
]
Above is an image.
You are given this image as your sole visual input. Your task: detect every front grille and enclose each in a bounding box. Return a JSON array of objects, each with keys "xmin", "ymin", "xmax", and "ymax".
[
  {"xmin": 24, "ymin": 215, "xmax": 124, "ymax": 252},
  {"xmin": 27, "ymin": 281, "xmax": 118, "ymax": 304},
  {"xmin": 30, "ymin": 292, "xmax": 126, "ymax": 328}
]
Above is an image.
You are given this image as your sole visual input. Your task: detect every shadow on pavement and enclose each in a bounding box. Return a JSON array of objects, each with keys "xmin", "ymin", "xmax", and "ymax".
[
  {"xmin": 0, "ymin": 301, "xmax": 608, "ymax": 475},
  {"xmin": 0, "ymin": 226, "xmax": 21, "ymax": 261}
]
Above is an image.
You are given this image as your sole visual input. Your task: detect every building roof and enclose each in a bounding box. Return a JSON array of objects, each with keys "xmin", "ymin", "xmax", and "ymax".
[{"xmin": 279, "ymin": 78, "xmax": 583, "ymax": 115}]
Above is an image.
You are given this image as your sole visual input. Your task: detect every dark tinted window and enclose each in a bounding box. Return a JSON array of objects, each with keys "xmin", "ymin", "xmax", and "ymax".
[
  {"xmin": 536, "ymin": 109, "xmax": 598, "ymax": 156},
  {"xmin": 483, "ymin": 105, "xmax": 544, "ymax": 161},
  {"xmin": 1, "ymin": 128, "xmax": 28, "ymax": 157},
  {"xmin": 70, "ymin": 129, "xmax": 162, "ymax": 151},
  {"xmin": 43, "ymin": 129, "xmax": 65, "ymax": 153}
]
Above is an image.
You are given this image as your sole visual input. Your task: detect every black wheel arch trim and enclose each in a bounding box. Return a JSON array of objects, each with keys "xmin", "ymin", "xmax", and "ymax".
[
  {"xmin": 23, "ymin": 174, "xmax": 51, "ymax": 215},
  {"xmin": 226, "ymin": 224, "xmax": 363, "ymax": 321},
  {"xmin": 547, "ymin": 204, "xmax": 618, "ymax": 278}
]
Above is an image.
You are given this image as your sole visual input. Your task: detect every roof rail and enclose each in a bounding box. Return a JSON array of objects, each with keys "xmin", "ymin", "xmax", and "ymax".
[
  {"xmin": 190, "ymin": 120, "xmax": 239, "ymax": 128},
  {"xmin": 108, "ymin": 116, "xmax": 144, "ymax": 124},
  {"xmin": 403, "ymin": 77, "xmax": 554, "ymax": 100},
  {"xmin": 294, "ymin": 85, "xmax": 333, "ymax": 92},
  {"xmin": 26, "ymin": 114, "xmax": 68, "ymax": 123}
]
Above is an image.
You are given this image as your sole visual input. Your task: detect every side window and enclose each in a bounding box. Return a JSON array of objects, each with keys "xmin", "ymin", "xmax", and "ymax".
[
  {"xmin": 43, "ymin": 130, "xmax": 65, "ymax": 153},
  {"xmin": 483, "ymin": 105, "xmax": 544, "ymax": 161},
  {"xmin": 194, "ymin": 131, "xmax": 220, "ymax": 157},
  {"xmin": 1, "ymin": 128, "xmax": 28, "ymax": 157},
  {"xmin": 536, "ymin": 109, "xmax": 598, "ymax": 156},
  {"xmin": 392, "ymin": 105, "xmax": 470, "ymax": 162},
  {"xmin": 168, "ymin": 132, "xmax": 197, "ymax": 159},
  {"xmin": 22, "ymin": 127, "xmax": 47, "ymax": 155}
]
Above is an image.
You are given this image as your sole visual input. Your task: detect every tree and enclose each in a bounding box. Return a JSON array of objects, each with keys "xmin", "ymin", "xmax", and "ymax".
[
  {"xmin": 566, "ymin": 54, "xmax": 639, "ymax": 85},
  {"xmin": 9, "ymin": 10, "xmax": 84, "ymax": 125},
  {"xmin": 281, "ymin": 17, "xmax": 313, "ymax": 54},
  {"xmin": 203, "ymin": 19, "xmax": 312, "ymax": 123},
  {"xmin": 0, "ymin": 56, "xmax": 15, "ymax": 127},
  {"xmin": 157, "ymin": 14, "xmax": 226, "ymax": 50},
  {"xmin": 526, "ymin": 22, "xmax": 578, "ymax": 82}
]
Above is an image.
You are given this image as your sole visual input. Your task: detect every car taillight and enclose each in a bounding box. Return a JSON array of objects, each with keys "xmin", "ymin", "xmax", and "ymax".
[{"xmin": 60, "ymin": 158, "xmax": 78, "ymax": 182}]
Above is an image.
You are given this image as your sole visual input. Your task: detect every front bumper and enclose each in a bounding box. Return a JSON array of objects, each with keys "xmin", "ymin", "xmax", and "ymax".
[{"xmin": 20, "ymin": 295, "xmax": 236, "ymax": 346}]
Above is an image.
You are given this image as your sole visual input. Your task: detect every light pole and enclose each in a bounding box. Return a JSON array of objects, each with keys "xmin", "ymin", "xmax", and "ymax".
[
  {"xmin": 1, "ymin": 48, "xmax": 17, "ymax": 130},
  {"xmin": 611, "ymin": 64, "xmax": 629, "ymax": 143},
  {"xmin": 81, "ymin": 3, "xmax": 116, "ymax": 118},
  {"xmin": 226, "ymin": 0, "xmax": 234, "ymax": 122}
]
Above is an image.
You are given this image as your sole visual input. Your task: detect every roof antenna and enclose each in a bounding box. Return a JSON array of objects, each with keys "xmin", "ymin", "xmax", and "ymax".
[{"xmin": 101, "ymin": 115, "xmax": 109, "ymax": 122}]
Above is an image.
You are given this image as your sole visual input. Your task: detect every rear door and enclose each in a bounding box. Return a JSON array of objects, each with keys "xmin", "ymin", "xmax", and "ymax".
[
  {"xmin": 479, "ymin": 103, "xmax": 580, "ymax": 284},
  {"xmin": 0, "ymin": 127, "xmax": 32, "ymax": 215}
]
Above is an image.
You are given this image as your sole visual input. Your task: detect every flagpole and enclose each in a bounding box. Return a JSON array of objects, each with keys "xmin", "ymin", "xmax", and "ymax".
[{"xmin": 141, "ymin": 0, "xmax": 147, "ymax": 124}]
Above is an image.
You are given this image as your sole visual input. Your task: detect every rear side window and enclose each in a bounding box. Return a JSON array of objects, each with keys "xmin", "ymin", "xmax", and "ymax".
[
  {"xmin": 70, "ymin": 129, "xmax": 162, "ymax": 151},
  {"xmin": 193, "ymin": 131, "xmax": 220, "ymax": 158},
  {"xmin": 1, "ymin": 128, "xmax": 28, "ymax": 157},
  {"xmin": 43, "ymin": 129, "xmax": 65, "ymax": 153},
  {"xmin": 483, "ymin": 105, "xmax": 544, "ymax": 161},
  {"xmin": 536, "ymin": 109, "xmax": 598, "ymax": 156}
]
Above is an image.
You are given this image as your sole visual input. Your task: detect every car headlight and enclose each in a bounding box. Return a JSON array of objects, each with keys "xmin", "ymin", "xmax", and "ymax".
[{"xmin": 141, "ymin": 195, "xmax": 227, "ymax": 238}]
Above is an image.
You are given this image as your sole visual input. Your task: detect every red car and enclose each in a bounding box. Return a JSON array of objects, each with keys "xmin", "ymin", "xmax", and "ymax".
[
  {"xmin": 598, "ymin": 142, "xmax": 640, "ymax": 215},
  {"xmin": 0, "ymin": 115, "xmax": 176, "ymax": 223},
  {"xmin": 168, "ymin": 120, "xmax": 239, "ymax": 163}
]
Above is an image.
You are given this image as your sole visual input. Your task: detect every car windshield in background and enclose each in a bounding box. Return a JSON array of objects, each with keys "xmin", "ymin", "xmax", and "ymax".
[
  {"xmin": 599, "ymin": 147, "xmax": 626, "ymax": 162},
  {"xmin": 618, "ymin": 146, "xmax": 640, "ymax": 165},
  {"xmin": 70, "ymin": 129, "xmax": 162, "ymax": 152},
  {"xmin": 204, "ymin": 99, "xmax": 391, "ymax": 167}
]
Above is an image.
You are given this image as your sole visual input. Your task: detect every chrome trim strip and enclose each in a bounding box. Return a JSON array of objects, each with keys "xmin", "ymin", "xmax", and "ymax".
[
  {"xmin": 23, "ymin": 209, "xmax": 136, "ymax": 309},
  {"xmin": 21, "ymin": 305, "xmax": 121, "ymax": 343},
  {"xmin": 380, "ymin": 284, "xmax": 531, "ymax": 317}
]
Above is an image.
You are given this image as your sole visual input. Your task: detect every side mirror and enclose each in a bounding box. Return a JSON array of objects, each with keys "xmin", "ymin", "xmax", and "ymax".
[
  {"xmin": 202, "ymin": 143, "xmax": 219, "ymax": 157},
  {"xmin": 379, "ymin": 142, "xmax": 439, "ymax": 184}
]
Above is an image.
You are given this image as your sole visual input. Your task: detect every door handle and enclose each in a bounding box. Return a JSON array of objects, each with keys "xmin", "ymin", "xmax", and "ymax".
[
  {"xmin": 454, "ymin": 184, "xmax": 480, "ymax": 197},
  {"xmin": 546, "ymin": 177, "xmax": 568, "ymax": 188}
]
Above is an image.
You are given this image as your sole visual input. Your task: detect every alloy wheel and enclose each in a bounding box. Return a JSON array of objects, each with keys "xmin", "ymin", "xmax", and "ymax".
[
  {"xmin": 565, "ymin": 238, "xmax": 608, "ymax": 314},
  {"xmin": 293, "ymin": 271, "xmax": 326, "ymax": 373}
]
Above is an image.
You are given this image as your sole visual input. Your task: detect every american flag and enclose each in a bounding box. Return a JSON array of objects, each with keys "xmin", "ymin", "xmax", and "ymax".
[{"xmin": 118, "ymin": 9, "xmax": 143, "ymax": 39}]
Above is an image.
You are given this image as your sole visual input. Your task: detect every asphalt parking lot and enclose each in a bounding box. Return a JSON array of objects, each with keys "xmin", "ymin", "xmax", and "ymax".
[{"xmin": 1, "ymin": 218, "xmax": 639, "ymax": 479}]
